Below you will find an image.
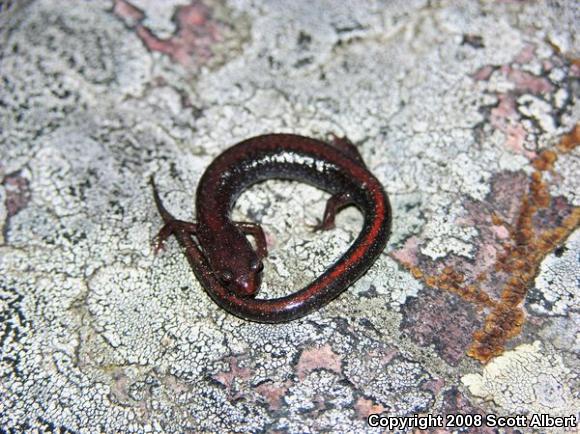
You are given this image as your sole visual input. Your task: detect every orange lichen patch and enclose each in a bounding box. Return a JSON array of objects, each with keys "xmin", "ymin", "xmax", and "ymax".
[
  {"xmin": 475, "ymin": 272, "xmax": 487, "ymax": 282},
  {"xmin": 530, "ymin": 172, "xmax": 550, "ymax": 208},
  {"xmin": 401, "ymin": 127, "xmax": 580, "ymax": 364},
  {"xmin": 402, "ymin": 262, "xmax": 497, "ymax": 310},
  {"xmin": 557, "ymin": 124, "xmax": 580, "ymax": 153},
  {"xmin": 468, "ymin": 165, "xmax": 580, "ymax": 363},
  {"xmin": 532, "ymin": 149, "xmax": 558, "ymax": 171},
  {"xmin": 424, "ymin": 275, "xmax": 437, "ymax": 288},
  {"xmin": 410, "ymin": 266, "xmax": 424, "ymax": 279},
  {"xmin": 491, "ymin": 213, "xmax": 505, "ymax": 226}
]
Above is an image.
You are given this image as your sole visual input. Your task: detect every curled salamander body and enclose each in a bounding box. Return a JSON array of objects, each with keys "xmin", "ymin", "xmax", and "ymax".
[{"xmin": 151, "ymin": 133, "xmax": 391, "ymax": 322}]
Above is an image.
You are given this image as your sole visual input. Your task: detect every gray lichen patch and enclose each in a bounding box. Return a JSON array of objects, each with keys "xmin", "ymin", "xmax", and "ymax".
[
  {"xmin": 529, "ymin": 229, "xmax": 580, "ymax": 316},
  {"xmin": 551, "ymin": 148, "xmax": 580, "ymax": 206},
  {"xmin": 462, "ymin": 341, "xmax": 577, "ymax": 418}
]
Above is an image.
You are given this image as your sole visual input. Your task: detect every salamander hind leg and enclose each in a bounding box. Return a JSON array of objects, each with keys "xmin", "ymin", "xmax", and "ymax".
[
  {"xmin": 153, "ymin": 220, "xmax": 198, "ymax": 254},
  {"xmin": 312, "ymin": 192, "xmax": 355, "ymax": 231},
  {"xmin": 328, "ymin": 133, "xmax": 366, "ymax": 167}
]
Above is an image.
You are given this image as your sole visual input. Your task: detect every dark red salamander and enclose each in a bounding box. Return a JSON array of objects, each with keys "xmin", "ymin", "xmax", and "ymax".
[{"xmin": 151, "ymin": 133, "xmax": 391, "ymax": 322}]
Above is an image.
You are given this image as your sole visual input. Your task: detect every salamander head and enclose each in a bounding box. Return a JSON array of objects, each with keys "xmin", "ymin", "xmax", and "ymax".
[{"xmin": 209, "ymin": 235, "xmax": 263, "ymax": 298}]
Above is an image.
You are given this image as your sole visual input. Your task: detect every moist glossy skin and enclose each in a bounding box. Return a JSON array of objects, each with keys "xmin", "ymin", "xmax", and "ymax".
[{"xmin": 151, "ymin": 133, "xmax": 392, "ymax": 322}]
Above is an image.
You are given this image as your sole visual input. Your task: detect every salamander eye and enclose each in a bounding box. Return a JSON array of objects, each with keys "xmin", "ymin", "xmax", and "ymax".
[
  {"xmin": 219, "ymin": 270, "xmax": 233, "ymax": 284},
  {"xmin": 249, "ymin": 259, "xmax": 263, "ymax": 273}
]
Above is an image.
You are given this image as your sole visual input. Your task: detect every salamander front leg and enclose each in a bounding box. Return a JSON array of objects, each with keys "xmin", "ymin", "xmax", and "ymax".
[
  {"xmin": 235, "ymin": 222, "xmax": 268, "ymax": 260},
  {"xmin": 328, "ymin": 133, "xmax": 366, "ymax": 167},
  {"xmin": 153, "ymin": 220, "xmax": 198, "ymax": 253},
  {"xmin": 312, "ymin": 192, "xmax": 355, "ymax": 231}
]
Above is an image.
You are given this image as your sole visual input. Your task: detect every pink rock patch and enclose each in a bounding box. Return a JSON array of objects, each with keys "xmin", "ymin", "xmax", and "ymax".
[
  {"xmin": 514, "ymin": 43, "xmax": 536, "ymax": 64},
  {"xmin": 490, "ymin": 94, "xmax": 517, "ymax": 131},
  {"xmin": 354, "ymin": 397, "xmax": 386, "ymax": 419},
  {"xmin": 472, "ymin": 65, "xmax": 494, "ymax": 81},
  {"xmin": 3, "ymin": 172, "xmax": 31, "ymax": 217},
  {"xmin": 505, "ymin": 67, "xmax": 554, "ymax": 94},
  {"xmin": 255, "ymin": 381, "xmax": 291, "ymax": 410},
  {"xmin": 295, "ymin": 344, "xmax": 342, "ymax": 380},
  {"xmin": 477, "ymin": 244, "xmax": 499, "ymax": 274},
  {"xmin": 490, "ymin": 94, "xmax": 535, "ymax": 159},
  {"xmin": 400, "ymin": 288, "xmax": 482, "ymax": 366},
  {"xmin": 390, "ymin": 235, "xmax": 420, "ymax": 266},
  {"xmin": 492, "ymin": 224, "xmax": 509, "ymax": 239},
  {"xmin": 456, "ymin": 172, "xmax": 529, "ymax": 288},
  {"xmin": 504, "ymin": 123, "xmax": 535, "ymax": 159},
  {"xmin": 571, "ymin": 61, "xmax": 580, "ymax": 77},
  {"xmin": 113, "ymin": 0, "xmax": 144, "ymax": 26},
  {"xmin": 114, "ymin": 0, "xmax": 222, "ymax": 67},
  {"xmin": 472, "ymin": 48, "xmax": 566, "ymax": 160},
  {"xmin": 213, "ymin": 357, "xmax": 252, "ymax": 397}
]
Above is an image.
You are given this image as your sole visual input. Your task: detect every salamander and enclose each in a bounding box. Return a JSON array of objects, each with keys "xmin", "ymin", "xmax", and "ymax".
[{"xmin": 151, "ymin": 133, "xmax": 392, "ymax": 322}]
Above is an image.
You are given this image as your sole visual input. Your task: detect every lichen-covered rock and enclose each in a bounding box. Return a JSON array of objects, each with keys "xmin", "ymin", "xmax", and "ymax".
[{"xmin": 0, "ymin": 0, "xmax": 578, "ymax": 432}]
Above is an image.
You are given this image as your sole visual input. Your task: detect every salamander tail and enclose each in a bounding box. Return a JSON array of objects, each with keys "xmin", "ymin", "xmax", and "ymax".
[{"xmin": 150, "ymin": 176, "xmax": 177, "ymax": 223}]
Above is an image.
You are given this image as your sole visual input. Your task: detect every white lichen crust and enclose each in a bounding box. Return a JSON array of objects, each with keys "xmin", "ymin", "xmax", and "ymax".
[
  {"xmin": 0, "ymin": 0, "xmax": 578, "ymax": 432},
  {"xmin": 530, "ymin": 229, "xmax": 580, "ymax": 316},
  {"xmin": 462, "ymin": 341, "xmax": 578, "ymax": 431}
]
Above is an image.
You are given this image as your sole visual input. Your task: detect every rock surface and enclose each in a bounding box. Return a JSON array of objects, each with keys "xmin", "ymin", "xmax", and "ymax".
[{"xmin": 0, "ymin": 0, "xmax": 578, "ymax": 432}]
